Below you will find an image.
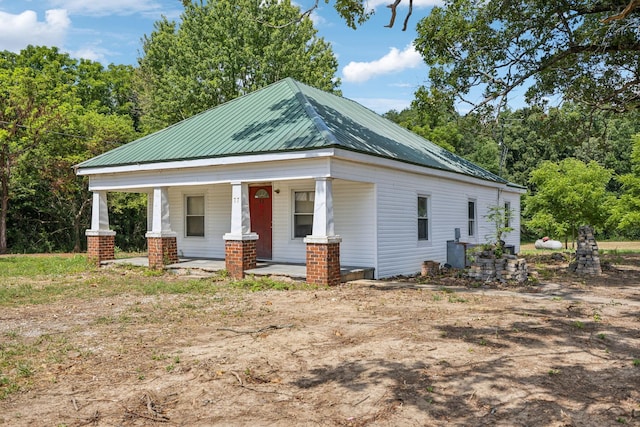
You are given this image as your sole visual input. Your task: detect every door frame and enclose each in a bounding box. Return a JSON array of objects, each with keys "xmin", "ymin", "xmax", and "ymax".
[{"xmin": 249, "ymin": 185, "xmax": 273, "ymax": 259}]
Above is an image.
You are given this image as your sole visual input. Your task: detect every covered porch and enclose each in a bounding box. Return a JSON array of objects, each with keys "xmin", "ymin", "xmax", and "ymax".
[{"xmin": 85, "ymin": 176, "xmax": 375, "ymax": 286}]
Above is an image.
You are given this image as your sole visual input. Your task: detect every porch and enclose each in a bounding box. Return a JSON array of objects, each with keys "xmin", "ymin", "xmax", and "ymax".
[
  {"xmin": 103, "ymin": 257, "xmax": 374, "ymax": 282},
  {"xmin": 86, "ymin": 175, "xmax": 377, "ymax": 286}
]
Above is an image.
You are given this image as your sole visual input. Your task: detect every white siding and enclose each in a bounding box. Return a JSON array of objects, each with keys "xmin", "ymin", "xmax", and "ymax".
[
  {"xmin": 92, "ymin": 153, "xmax": 520, "ymax": 278},
  {"xmin": 270, "ymin": 179, "xmax": 376, "ymax": 267},
  {"xmin": 168, "ymin": 185, "xmax": 230, "ymax": 258},
  {"xmin": 332, "ymin": 159, "xmax": 522, "ymax": 278},
  {"xmin": 271, "ymin": 180, "xmax": 312, "ymax": 263},
  {"xmin": 333, "ymin": 181, "xmax": 376, "ymax": 267},
  {"xmin": 500, "ymin": 192, "xmax": 521, "ymax": 253}
]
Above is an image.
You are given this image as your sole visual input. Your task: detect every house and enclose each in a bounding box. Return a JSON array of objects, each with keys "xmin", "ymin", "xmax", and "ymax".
[{"xmin": 75, "ymin": 78, "xmax": 525, "ymax": 285}]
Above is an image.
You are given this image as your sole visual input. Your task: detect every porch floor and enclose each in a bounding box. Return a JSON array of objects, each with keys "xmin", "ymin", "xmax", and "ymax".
[{"xmin": 103, "ymin": 257, "xmax": 374, "ymax": 282}]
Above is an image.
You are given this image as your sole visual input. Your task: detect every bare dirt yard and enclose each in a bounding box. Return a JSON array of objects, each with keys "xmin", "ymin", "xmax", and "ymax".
[{"xmin": 1, "ymin": 251, "xmax": 640, "ymax": 426}]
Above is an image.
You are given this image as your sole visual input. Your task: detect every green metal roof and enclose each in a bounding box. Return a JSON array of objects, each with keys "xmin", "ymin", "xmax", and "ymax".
[{"xmin": 76, "ymin": 78, "xmax": 506, "ymax": 183}]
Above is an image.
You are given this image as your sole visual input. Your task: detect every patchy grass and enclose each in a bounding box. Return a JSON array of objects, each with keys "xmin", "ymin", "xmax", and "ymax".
[
  {"xmin": 0, "ymin": 257, "xmax": 304, "ymax": 401},
  {"xmin": 230, "ymin": 275, "xmax": 312, "ymax": 292},
  {"xmin": 0, "ymin": 255, "xmax": 92, "ymax": 278},
  {"xmin": 0, "ymin": 259, "xmax": 230, "ymax": 307},
  {"xmin": 1, "ymin": 252, "xmax": 639, "ymax": 426}
]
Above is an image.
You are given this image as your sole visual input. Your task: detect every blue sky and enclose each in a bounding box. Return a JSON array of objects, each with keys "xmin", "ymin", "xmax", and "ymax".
[{"xmin": 0, "ymin": 0, "xmax": 444, "ymax": 114}]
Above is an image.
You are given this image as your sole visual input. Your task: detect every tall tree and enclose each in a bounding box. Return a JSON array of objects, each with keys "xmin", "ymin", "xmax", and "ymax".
[
  {"xmin": 0, "ymin": 46, "xmax": 77, "ymax": 254},
  {"xmin": 384, "ymin": 87, "xmax": 461, "ymax": 153},
  {"xmin": 138, "ymin": 0, "xmax": 340, "ymax": 130},
  {"xmin": 608, "ymin": 133, "xmax": 640, "ymax": 238},
  {"xmin": 0, "ymin": 46, "xmax": 139, "ymax": 254},
  {"xmin": 413, "ymin": 0, "xmax": 640, "ymax": 113},
  {"xmin": 524, "ymin": 158, "xmax": 613, "ymax": 247}
]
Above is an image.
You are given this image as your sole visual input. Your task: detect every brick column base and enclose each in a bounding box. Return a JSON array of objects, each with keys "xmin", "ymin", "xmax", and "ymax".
[
  {"xmin": 147, "ymin": 236, "xmax": 178, "ymax": 269},
  {"xmin": 225, "ymin": 240, "xmax": 257, "ymax": 279},
  {"xmin": 87, "ymin": 234, "xmax": 115, "ymax": 266},
  {"xmin": 306, "ymin": 242, "xmax": 341, "ymax": 286}
]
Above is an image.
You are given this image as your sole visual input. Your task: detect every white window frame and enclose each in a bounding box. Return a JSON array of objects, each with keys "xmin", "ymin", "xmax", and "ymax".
[
  {"xmin": 504, "ymin": 201, "xmax": 511, "ymax": 229},
  {"xmin": 417, "ymin": 194, "xmax": 430, "ymax": 242},
  {"xmin": 292, "ymin": 190, "xmax": 314, "ymax": 239},
  {"xmin": 185, "ymin": 195, "xmax": 205, "ymax": 238},
  {"xmin": 468, "ymin": 199, "xmax": 477, "ymax": 238}
]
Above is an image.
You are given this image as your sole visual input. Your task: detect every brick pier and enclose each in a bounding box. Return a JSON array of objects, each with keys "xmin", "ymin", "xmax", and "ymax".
[
  {"xmin": 306, "ymin": 242, "xmax": 341, "ymax": 286},
  {"xmin": 225, "ymin": 240, "xmax": 257, "ymax": 279},
  {"xmin": 87, "ymin": 234, "xmax": 115, "ymax": 266},
  {"xmin": 147, "ymin": 236, "xmax": 178, "ymax": 269}
]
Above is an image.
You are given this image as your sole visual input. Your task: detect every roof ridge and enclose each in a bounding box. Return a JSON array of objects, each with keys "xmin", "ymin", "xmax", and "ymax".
[{"xmin": 287, "ymin": 79, "xmax": 341, "ymax": 148}]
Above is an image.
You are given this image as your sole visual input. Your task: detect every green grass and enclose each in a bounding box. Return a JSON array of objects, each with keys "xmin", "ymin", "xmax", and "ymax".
[
  {"xmin": 572, "ymin": 320, "xmax": 585, "ymax": 329},
  {"xmin": 0, "ymin": 255, "xmax": 92, "ymax": 278},
  {"xmin": 0, "ymin": 256, "xmax": 313, "ymax": 401},
  {"xmin": 0, "ymin": 256, "xmax": 228, "ymax": 307}
]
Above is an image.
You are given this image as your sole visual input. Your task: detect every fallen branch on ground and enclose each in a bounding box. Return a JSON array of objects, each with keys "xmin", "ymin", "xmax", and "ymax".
[{"xmin": 216, "ymin": 324, "xmax": 294, "ymax": 334}]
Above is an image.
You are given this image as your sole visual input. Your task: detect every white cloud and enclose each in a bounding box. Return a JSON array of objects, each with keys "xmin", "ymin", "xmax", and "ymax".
[
  {"xmin": 0, "ymin": 9, "xmax": 70, "ymax": 52},
  {"xmin": 70, "ymin": 46, "xmax": 108, "ymax": 63},
  {"xmin": 342, "ymin": 45, "xmax": 422, "ymax": 83},
  {"xmin": 49, "ymin": 0, "xmax": 162, "ymax": 16}
]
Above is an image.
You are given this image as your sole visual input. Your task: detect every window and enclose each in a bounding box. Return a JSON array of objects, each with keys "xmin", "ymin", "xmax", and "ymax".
[
  {"xmin": 468, "ymin": 200, "xmax": 476, "ymax": 237},
  {"xmin": 294, "ymin": 191, "xmax": 314, "ymax": 238},
  {"xmin": 185, "ymin": 195, "xmax": 205, "ymax": 237},
  {"xmin": 504, "ymin": 201, "xmax": 511, "ymax": 229},
  {"xmin": 418, "ymin": 196, "xmax": 429, "ymax": 240}
]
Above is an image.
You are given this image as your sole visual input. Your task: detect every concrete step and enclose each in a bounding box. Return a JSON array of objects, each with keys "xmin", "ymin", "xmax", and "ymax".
[{"xmin": 341, "ymin": 267, "xmax": 375, "ymax": 282}]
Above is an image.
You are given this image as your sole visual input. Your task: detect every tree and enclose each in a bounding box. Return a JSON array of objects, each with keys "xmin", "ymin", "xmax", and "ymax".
[
  {"xmin": 413, "ymin": 0, "xmax": 640, "ymax": 113},
  {"xmin": 0, "ymin": 46, "xmax": 77, "ymax": 254},
  {"xmin": 608, "ymin": 133, "xmax": 640, "ymax": 238},
  {"xmin": 0, "ymin": 46, "xmax": 139, "ymax": 254},
  {"xmin": 384, "ymin": 87, "xmax": 461, "ymax": 153},
  {"xmin": 138, "ymin": 0, "xmax": 340, "ymax": 130},
  {"xmin": 76, "ymin": 61, "xmax": 141, "ymax": 130},
  {"xmin": 524, "ymin": 158, "xmax": 613, "ymax": 247}
]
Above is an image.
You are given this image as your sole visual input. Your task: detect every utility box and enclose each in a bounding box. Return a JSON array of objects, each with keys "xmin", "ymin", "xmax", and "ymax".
[{"xmin": 447, "ymin": 240, "xmax": 476, "ymax": 269}]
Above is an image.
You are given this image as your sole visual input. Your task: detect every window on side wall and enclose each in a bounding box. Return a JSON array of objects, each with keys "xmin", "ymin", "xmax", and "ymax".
[
  {"xmin": 468, "ymin": 200, "xmax": 477, "ymax": 237},
  {"xmin": 418, "ymin": 195, "xmax": 429, "ymax": 240},
  {"xmin": 504, "ymin": 201, "xmax": 511, "ymax": 229},
  {"xmin": 185, "ymin": 195, "xmax": 205, "ymax": 237},
  {"xmin": 293, "ymin": 191, "xmax": 314, "ymax": 238}
]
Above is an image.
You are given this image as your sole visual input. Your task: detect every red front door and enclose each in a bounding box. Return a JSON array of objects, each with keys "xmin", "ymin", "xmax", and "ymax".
[{"xmin": 249, "ymin": 186, "xmax": 272, "ymax": 259}]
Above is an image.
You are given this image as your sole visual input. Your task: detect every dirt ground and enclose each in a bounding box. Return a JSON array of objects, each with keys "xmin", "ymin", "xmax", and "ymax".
[{"xmin": 1, "ymin": 252, "xmax": 640, "ymax": 426}]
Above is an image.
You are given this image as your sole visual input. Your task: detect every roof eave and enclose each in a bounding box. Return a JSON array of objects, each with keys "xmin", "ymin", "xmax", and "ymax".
[{"xmin": 75, "ymin": 147, "xmax": 338, "ymax": 176}]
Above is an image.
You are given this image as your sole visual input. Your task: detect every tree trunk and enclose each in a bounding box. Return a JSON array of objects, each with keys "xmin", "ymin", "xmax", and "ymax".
[{"xmin": 73, "ymin": 197, "xmax": 91, "ymax": 253}]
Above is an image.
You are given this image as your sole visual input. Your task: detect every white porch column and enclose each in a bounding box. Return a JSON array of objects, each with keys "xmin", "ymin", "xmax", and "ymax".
[
  {"xmin": 85, "ymin": 191, "xmax": 115, "ymax": 265},
  {"xmin": 145, "ymin": 187, "xmax": 178, "ymax": 268},
  {"xmin": 304, "ymin": 178, "xmax": 341, "ymax": 286},
  {"xmin": 304, "ymin": 177, "xmax": 341, "ymax": 244},
  {"xmin": 223, "ymin": 181, "xmax": 258, "ymax": 241},
  {"xmin": 86, "ymin": 191, "xmax": 115, "ymax": 235},
  {"xmin": 146, "ymin": 190, "xmax": 153, "ymax": 233},
  {"xmin": 145, "ymin": 187, "xmax": 175, "ymax": 238},
  {"xmin": 223, "ymin": 182, "xmax": 258, "ymax": 279}
]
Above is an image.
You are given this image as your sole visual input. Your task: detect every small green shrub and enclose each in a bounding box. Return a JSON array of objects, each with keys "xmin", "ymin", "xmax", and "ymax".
[{"xmin": 572, "ymin": 321, "xmax": 584, "ymax": 329}]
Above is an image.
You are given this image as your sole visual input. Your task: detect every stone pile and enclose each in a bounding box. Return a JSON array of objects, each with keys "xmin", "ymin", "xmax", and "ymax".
[
  {"xmin": 570, "ymin": 226, "xmax": 601, "ymax": 275},
  {"xmin": 467, "ymin": 254, "xmax": 528, "ymax": 283}
]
